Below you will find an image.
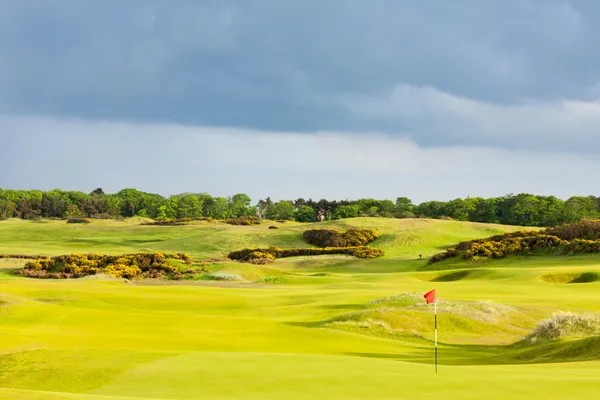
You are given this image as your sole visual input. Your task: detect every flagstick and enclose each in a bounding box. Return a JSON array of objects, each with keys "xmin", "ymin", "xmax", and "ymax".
[{"xmin": 434, "ymin": 300, "xmax": 438, "ymax": 373}]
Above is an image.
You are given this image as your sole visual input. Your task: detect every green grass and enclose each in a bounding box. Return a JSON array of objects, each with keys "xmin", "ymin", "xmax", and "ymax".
[{"xmin": 0, "ymin": 217, "xmax": 600, "ymax": 399}]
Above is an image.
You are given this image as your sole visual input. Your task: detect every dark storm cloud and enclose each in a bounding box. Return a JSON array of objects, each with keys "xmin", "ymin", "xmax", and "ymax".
[
  {"xmin": 2, "ymin": 0, "xmax": 600, "ymax": 148},
  {"xmin": 2, "ymin": 1, "xmax": 600, "ymax": 199}
]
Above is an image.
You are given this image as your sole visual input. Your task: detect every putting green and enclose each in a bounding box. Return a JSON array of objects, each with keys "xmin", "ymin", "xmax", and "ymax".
[{"xmin": 1, "ymin": 218, "xmax": 599, "ymax": 399}]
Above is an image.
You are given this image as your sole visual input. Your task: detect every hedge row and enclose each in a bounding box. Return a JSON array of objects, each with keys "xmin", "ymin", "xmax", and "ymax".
[
  {"xmin": 225, "ymin": 217, "xmax": 261, "ymax": 226},
  {"xmin": 464, "ymin": 235, "xmax": 567, "ymax": 259},
  {"xmin": 66, "ymin": 218, "xmax": 91, "ymax": 224},
  {"xmin": 228, "ymin": 245, "xmax": 384, "ymax": 262},
  {"xmin": 303, "ymin": 228, "xmax": 379, "ymax": 248},
  {"xmin": 15, "ymin": 252, "xmax": 198, "ymax": 280}
]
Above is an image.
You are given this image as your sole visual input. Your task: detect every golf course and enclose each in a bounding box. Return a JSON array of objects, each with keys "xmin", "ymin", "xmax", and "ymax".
[{"xmin": 1, "ymin": 217, "xmax": 600, "ymax": 399}]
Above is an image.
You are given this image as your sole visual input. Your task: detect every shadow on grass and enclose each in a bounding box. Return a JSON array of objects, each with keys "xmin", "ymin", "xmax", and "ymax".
[
  {"xmin": 342, "ymin": 336, "xmax": 600, "ymax": 366},
  {"xmin": 287, "ymin": 316, "xmax": 600, "ymax": 366}
]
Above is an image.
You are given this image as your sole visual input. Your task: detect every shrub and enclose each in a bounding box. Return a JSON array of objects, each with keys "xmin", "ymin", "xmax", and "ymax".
[
  {"xmin": 303, "ymin": 228, "xmax": 379, "ymax": 248},
  {"xmin": 565, "ymin": 239, "xmax": 600, "ymax": 254},
  {"xmin": 225, "ymin": 217, "xmax": 261, "ymax": 226},
  {"xmin": 545, "ymin": 219, "xmax": 600, "ymax": 241},
  {"xmin": 268, "ymin": 225, "xmax": 279, "ymax": 229},
  {"xmin": 66, "ymin": 218, "xmax": 90, "ymax": 224},
  {"xmin": 228, "ymin": 246, "xmax": 384, "ymax": 262},
  {"xmin": 353, "ymin": 247, "xmax": 385, "ymax": 259},
  {"xmin": 16, "ymin": 252, "xmax": 193, "ymax": 280},
  {"xmin": 463, "ymin": 235, "xmax": 567, "ymax": 259},
  {"xmin": 427, "ymin": 248, "xmax": 458, "ymax": 264},
  {"xmin": 103, "ymin": 264, "xmax": 142, "ymax": 279}
]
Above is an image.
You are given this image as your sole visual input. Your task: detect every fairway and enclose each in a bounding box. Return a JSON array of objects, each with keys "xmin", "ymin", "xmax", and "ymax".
[{"xmin": 1, "ymin": 218, "xmax": 600, "ymax": 399}]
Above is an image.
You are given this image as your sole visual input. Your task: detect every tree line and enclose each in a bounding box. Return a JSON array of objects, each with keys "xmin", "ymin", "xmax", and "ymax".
[{"xmin": 0, "ymin": 188, "xmax": 599, "ymax": 227}]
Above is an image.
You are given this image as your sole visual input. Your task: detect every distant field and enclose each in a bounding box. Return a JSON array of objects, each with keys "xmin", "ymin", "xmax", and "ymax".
[
  {"xmin": 0, "ymin": 217, "xmax": 529, "ymax": 259},
  {"xmin": 1, "ymin": 217, "xmax": 599, "ymax": 399}
]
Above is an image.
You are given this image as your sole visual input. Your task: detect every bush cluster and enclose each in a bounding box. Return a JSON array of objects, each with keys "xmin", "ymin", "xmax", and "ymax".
[
  {"xmin": 464, "ymin": 235, "xmax": 567, "ymax": 259},
  {"xmin": 428, "ymin": 219, "xmax": 600, "ymax": 264},
  {"xmin": 15, "ymin": 252, "xmax": 199, "ymax": 280},
  {"xmin": 228, "ymin": 245, "xmax": 384, "ymax": 262},
  {"xmin": 303, "ymin": 228, "xmax": 379, "ymax": 248},
  {"xmin": 545, "ymin": 219, "xmax": 600, "ymax": 241},
  {"xmin": 66, "ymin": 218, "xmax": 91, "ymax": 224},
  {"xmin": 565, "ymin": 239, "xmax": 600, "ymax": 254},
  {"xmin": 225, "ymin": 217, "xmax": 261, "ymax": 226},
  {"xmin": 268, "ymin": 225, "xmax": 279, "ymax": 229}
]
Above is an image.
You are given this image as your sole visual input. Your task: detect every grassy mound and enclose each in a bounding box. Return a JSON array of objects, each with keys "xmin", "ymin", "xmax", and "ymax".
[
  {"xmin": 524, "ymin": 312, "xmax": 600, "ymax": 342},
  {"xmin": 509, "ymin": 312, "xmax": 600, "ymax": 363},
  {"xmin": 321, "ymin": 293, "xmax": 531, "ymax": 343},
  {"xmin": 510, "ymin": 336, "xmax": 600, "ymax": 363},
  {"xmin": 541, "ymin": 272, "xmax": 600, "ymax": 284},
  {"xmin": 431, "ymin": 270, "xmax": 470, "ymax": 282},
  {"xmin": 427, "ymin": 219, "xmax": 600, "ymax": 265}
]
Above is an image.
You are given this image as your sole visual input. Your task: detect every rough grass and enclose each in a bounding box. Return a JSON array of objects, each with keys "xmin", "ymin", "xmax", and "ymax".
[{"xmin": 525, "ymin": 312, "xmax": 600, "ymax": 342}]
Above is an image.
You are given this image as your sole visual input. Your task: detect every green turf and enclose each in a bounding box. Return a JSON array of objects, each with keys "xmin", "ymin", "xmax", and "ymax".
[{"xmin": 0, "ymin": 217, "xmax": 599, "ymax": 399}]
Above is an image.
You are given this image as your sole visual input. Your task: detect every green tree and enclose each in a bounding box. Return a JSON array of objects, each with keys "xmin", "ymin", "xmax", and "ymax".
[
  {"xmin": 207, "ymin": 197, "xmax": 231, "ymax": 219},
  {"xmin": 415, "ymin": 201, "xmax": 448, "ymax": 219},
  {"xmin": 378, "ymin": 200, "xmax": 396, "ymax": 217},
  {"xmin": 561, "ymin": 196, "xmax": 597, "ymax": 223},
  {"xmin": 229, "ymin": 193, "xmax": 253, "ymax": 217},
  {"xmin": 473, "ymin": 198, "xmax": 498, "ymax": 223},
  {"xmin": 333, "ymin": 205, "xmax": 361, "ymax": 219},
  {"xmin": 395, "ymin": 197, "xmax": 414, "ymax": 213},
  {"xmin": 265, "ymin": 201, "xmax": 296, "ymax": 220},
  {"xmin": 0, "ymin": 199, "xmax": 15, "ymax": 219},
  {"xmin": 295, "ymin": 205, "xmax": 316, "ymax": 222}
]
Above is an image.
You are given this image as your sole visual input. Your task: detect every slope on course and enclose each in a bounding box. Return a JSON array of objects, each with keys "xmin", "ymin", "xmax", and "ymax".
[{"xmin": 1, "ymin": 217, "xmax": 600, "ymax": 399}]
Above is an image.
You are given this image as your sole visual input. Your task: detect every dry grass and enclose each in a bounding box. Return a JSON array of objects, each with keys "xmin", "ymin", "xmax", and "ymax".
[{"xmin": 526, "ymin": 312, "xmax": 600, "ymax": 342}]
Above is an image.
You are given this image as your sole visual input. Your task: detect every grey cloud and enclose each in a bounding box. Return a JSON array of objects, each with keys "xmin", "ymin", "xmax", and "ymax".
[
  {"xmin": 2, "ymin": 0, "xmax": 600, "ymax": 152},
  {"xmin": 1, "ymin": 116, "xmax": 599, "ymax": 202},
  {"xmin": 338, "ymin": 84, "xmax": 600, "ymax": 152}
]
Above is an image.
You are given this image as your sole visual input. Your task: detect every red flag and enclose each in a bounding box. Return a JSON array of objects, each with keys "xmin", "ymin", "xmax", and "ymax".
[{"xmin": 424, "ymin": 289, "xmax": 436, "ymax": 304}]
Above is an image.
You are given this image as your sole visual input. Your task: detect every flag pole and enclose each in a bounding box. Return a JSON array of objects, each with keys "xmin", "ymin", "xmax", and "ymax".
[
  {"xmin": 434, "ymin": 300, "xmax": 438, "ymax": 373},
  {"xmin": 423, "ymin": 289, "xmax": 437, "ymax": 373}
]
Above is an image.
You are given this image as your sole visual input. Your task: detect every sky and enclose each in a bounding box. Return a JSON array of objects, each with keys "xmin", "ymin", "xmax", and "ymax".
[{"xmin": 2, "ymin": 0, "xmax": 600, "ymax": 203}]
